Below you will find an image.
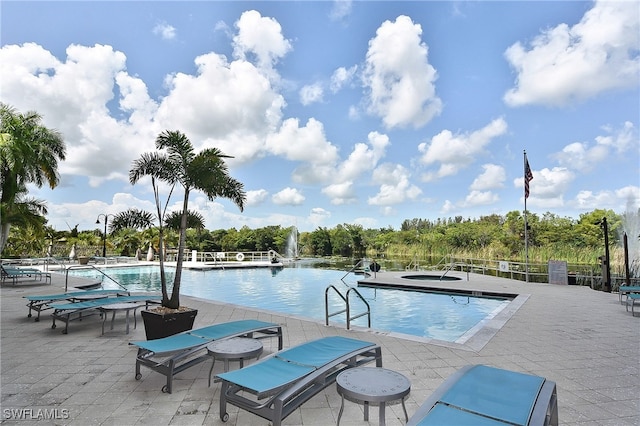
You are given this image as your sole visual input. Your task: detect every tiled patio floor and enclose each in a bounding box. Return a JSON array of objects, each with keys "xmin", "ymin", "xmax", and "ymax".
[{"xmin": 1, "ymin": 269, "xmax": 638, "ymax": 425}]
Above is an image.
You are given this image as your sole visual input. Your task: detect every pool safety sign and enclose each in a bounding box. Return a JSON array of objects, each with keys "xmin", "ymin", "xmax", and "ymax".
[
  {"xmin": 548, "ymin": 260, "xmax": 568, "ymax": 285},
  {"xmin": 498, "ymin": 261, "xmax": 509, "ymax": 272}
]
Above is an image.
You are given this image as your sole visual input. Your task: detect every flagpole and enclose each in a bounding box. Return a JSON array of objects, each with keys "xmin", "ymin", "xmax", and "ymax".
[{"xmin": 524, "ymin": 150, "xmax": 529, "ymax": 283}]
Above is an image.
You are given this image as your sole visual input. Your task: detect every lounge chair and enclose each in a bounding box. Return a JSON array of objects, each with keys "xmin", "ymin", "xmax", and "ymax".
[
  {"xmin": 24, "ymin": 289, "xmax": 129, "ymax": 322},
  {"xmin": 49, "ymin": 295, "xmax": 160, "ymax": 334},
  {"xmin": 217, "ymin": 335, "xmax": 382, "ymax": 426},
  {"xmin": 1, "ymin": 264, "xmax": 52, "ymax": 285},
  {"xmin": 618, "ymin": 285, "xmax": 640, "ymax": 304},
  {"xmin": 406, "ymin": 364, "xmax": 558, "ymax": 426},
  {"xmin": 130, "ymin": 319, "xmax": 283, "ymax": 394},
  {"xmin": 626, "ymin": 293, "xmax": 640, "ymax": 316}
]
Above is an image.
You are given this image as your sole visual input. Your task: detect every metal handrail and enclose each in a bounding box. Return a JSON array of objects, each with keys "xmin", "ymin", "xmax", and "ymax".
[
  {"xmin": 64, "ymin": 264, "xmax": 127, "ymax": 292},
  {"xmin": 324, "ymin": 284, "xmax": 371, "ymax": 330}
]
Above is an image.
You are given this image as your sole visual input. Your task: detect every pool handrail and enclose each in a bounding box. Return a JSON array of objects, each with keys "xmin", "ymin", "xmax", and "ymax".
[{"xmin": 65, "ymin": 264, "xmax": 128, "ymax": 292}]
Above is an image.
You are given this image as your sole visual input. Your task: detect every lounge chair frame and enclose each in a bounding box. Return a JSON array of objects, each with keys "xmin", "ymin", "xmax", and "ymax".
[
  {"xmin": 24, "ymin": 289, "xmax": 129, "ymax": 322},
  {"xmin": 132, "ymin": 319, "xmax": 283, "ymax": 394},
  {"xmin": 626, "ymin": 293, "xmax": 640, "ymax": 316},
  {"xmin": 406, "ymin": 364, "xmax": 558, "ymax": 426},
  {"xmin": 1, "ymin": 265, "xmax": 51, "ymax": 286},
  {"xmin": 218, "ymin": 336, "xmax": 382, "ymax": 426},
  {"xmin": 619, "ymin": 285, "xmax": 640, "ymax": 304},
  {"xmin": 49, "ymin": 295, "xmax": 159, "ymax": 334}
]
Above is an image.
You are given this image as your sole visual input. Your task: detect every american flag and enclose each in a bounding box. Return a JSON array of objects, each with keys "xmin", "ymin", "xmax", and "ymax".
[{"xmin": 524, "ymin": 156, "xmax": 533, "ymax": 199}]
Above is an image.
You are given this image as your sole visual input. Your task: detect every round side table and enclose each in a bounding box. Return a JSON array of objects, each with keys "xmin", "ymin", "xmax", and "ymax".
[
  {"xmin": 336, "ymin": 367, "xmax": 410, "ymax": 426},
  {"xmin": 207, "ymin": 337, "xmax": 263, "ymax": 386}
]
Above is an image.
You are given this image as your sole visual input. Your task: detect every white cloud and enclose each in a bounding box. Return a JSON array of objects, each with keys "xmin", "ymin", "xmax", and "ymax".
[
  {"xmin": 504, "ymin": 0, "xmax": 640, "ymax": 107},
  {"xmin": 470, "ymin": 164, "xmax": 506, "ymax": 191},
  {"xmin": 152, "ymin": 22, "xmax": 176, "ymax": 40},
  {"xmin": 299, "ymin": 83, "xmax": 324, "ymax": 105},
  {"xmin": 462, "ymin": 190, "xmax": 499, "ymax": 207},
  {"xmin": 232, "ymin": 10, "xmax": 292, "ymax": 79},
  {"xmin": 362, "ymin": 15, "xmax": 442, "ymax": 129},
  {"xmin": 330, "ymin": 65, "xmax": 357, "ymax": 93},
  {"xmin": 246, "ymin": 189, "xmax": 269, "ymax": 206},
  {"xmin": 552, "ymin": 121, "xmax": 637, "ymax": 172},
  {"xmin": 266, "ymin": 118, "xmax": 340, "ymax": 184},
  {"xmin": 322, "ymin": 181, "xmax": 356, "ymax": 205},
  {"xmin": 272, "ymin": 187, "xmax": 305, "ymax": 205},
  {"xmin": 308, "ymin": 207, "xmax": 331, "ymax": 227},
  {"xmin": 368, "ymin": 163, "xmax": 422, "ymax": 205},
  {"xmin": 329, "ymin": 0, "xmax": 352, "ymax": 21},
  {"xmin": 573, "ymin": 186, "xmax": 640, "ymax": 212},
  {"xmin": 514, "ymin": 167, "xmax": 575, "ymax": 205},
  {"xmin": 419, "ymin": 118, "xmax": 508, "ymax": 181}
]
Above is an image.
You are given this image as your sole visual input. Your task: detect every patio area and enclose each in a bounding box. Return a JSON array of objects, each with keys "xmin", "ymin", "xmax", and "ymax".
[{"xmin": 1, "ymin": 269, "xmax": 638, "ymax": 425}]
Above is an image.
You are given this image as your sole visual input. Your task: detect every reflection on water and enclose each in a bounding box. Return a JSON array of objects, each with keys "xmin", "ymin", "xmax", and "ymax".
[{"xmin": 68, "ymin": 265, "xmax": 509, "ymax": 342}]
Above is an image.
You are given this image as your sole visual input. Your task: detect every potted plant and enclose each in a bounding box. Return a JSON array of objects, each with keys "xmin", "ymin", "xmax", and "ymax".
[{"xmin": 130, "ymin": 130, "xmax": 246, "ymax": 339}]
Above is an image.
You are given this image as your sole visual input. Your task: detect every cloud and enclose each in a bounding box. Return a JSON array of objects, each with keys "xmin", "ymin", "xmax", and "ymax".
[
  {"xmin": 232, "ymin": 10, "xmax": 292, "ymax": 79},
  {"xmin": 329, "ymin": 0, "xmax": 352, "ymax": 21},
  {"xmin": 330, "ymin": 65, "xmax": 357, "ymax": 93},
  {"xmin": 574, "ymin": 185, "xmax": 640, "ymax": 211},
  {"xmin": 514, "ymin": 166, "xmax": 575, "ymax": 206},
  {"xmin": 470, "ymin": 164, "xmax": 506, "ymax": 191},
  {"xmin": 504, "ymin": 0, "xmax": 640, "ymax": 107},
  {"xmin": 552, "ymin": 121, "xmax": 637, "ymax": 172},
  {"xmin": 272, "ymin": 187, "xmax": 305, "ymax": 205},
  {"xmin": 322, "ymin": 181, "xmax": 356, "ymax": 205},
  {"xmin": 308, "ymin": 207, "xmax": 331, "ymax": 227},
  {"xmin": 368, "ymin": 163, "xmax": 422, "ymax": 206},
  {"xmin": 462, "ymin": 190, "xmax": 499, "ymax": 207},
  {"xmin": 299, "ymin": 83, "xmax": 324, "ymax": 105},
  {"xmin": 246, "ymin": 189, "xmax": 269, "ymax": 206},
  {"xmin": 362, "ymin": 15, "xmax": 442, "ymax": 129},
  {"xmin": 152, "ymin": 22, "xmax": 176, "ymax": 40},
  {"xmin": 419, "ymin": 117, "xmax": 508, "ymax": 181}
]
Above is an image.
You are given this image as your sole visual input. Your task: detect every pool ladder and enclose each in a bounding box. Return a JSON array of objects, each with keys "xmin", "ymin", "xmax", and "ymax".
[{"xmin": 324, "ymin": 285, "xmax": 371, "ymax": 330}]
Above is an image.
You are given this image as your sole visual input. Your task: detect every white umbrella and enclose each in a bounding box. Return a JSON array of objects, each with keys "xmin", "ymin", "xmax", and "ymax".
[{"xmin": 146, "ymin": 244, "xmax": 154, "ymax": 261}]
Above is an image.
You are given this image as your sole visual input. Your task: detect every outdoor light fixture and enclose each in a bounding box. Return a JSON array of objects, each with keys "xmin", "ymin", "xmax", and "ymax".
[{"xmin": 96, "ymin": 214, "xmax": 115, "ymax": 258}]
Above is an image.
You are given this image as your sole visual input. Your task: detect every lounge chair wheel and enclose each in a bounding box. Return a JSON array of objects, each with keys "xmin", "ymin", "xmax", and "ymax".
[
  {"xmin": 135, "ymin": 373, "xmax": 142, "ymax": 380},
  {"xmin": 161, "ymin": 385, "xmax": 169, "ymax": 393},
  {"xmin": 51, "ymin": 324, "xmax": 56, "ymax": 329},
  {"xmin": 28, "ymin": 313, "xmax": 32, "ymax": 318},
  {"xmin": 221, "ymin": 413, "xmax": 229, "ymax": 422}
]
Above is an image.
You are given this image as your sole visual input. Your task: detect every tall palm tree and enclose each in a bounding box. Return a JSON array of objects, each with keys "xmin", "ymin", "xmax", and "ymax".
[
  {"xmin": 130, "ymin": 130, "xmax": 246, "ymax": 309},
  {"xmin": 0, "ymin": 103, "xmax": 66, "ymax": 254}
]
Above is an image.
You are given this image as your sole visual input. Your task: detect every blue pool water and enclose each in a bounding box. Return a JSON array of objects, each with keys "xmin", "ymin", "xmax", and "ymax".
[{"xmin": 68, "ymin": 265, "xmax": 510, "ymax": 342}]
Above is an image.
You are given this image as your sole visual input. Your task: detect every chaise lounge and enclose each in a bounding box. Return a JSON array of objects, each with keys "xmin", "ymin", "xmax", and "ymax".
[
  {"xmin": 131, "ymin": 319, "xmax": 283, "ymax": 394},
  {"xmin": 24, "ymin": 289, "xmax": 129, "ymax": 321},
  {"xmin": 216, "ymin": 335, "xmax": 382, "ymax": 426},
  {"xmin": 49, "ymin": 294, "xmax": 160, "ymax": 334},
  {"xmin": 1, "ymin": 264, "xmax": 52, "ymax": 285},
  {"xmin": 406, "ymin": 364, "xmax": 558, "ymax": 426}
]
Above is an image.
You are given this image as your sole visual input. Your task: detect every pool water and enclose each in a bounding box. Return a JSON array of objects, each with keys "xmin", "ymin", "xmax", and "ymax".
[{"xmin": 68, "ymin": 265, "xmax": 510, "ymax": 342}]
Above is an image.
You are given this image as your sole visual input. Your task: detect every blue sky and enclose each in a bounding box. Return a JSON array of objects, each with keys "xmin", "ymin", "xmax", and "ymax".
[{"xmin": 1, "ymin": 1, "xmax": 638, "ymax": 233}]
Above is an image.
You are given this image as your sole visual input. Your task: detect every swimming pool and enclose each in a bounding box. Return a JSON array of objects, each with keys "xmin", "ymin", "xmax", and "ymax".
[{"xmin": 68, "ymin": 265, "xmax": 511, "ymax": 342}]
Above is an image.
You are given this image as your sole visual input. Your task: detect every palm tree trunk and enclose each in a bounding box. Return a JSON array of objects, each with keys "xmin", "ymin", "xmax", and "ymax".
[{"xmin": 168, "ymin": 189, "xmax": 190, "ymax": 309}]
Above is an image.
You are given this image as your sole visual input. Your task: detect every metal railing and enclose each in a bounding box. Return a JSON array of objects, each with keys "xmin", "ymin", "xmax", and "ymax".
[
  {"xmin": 326, "ymin": 258, "xmax": 371, "ymax": 330},
  {"xmin": 64, "ymin": 264, "xmax": 127, "ymax": 292}
]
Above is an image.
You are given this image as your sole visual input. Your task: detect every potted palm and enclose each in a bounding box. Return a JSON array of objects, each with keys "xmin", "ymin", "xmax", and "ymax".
[{"xmin": 130, "ymin": 130, "xmax": 246, "ymax": 339}]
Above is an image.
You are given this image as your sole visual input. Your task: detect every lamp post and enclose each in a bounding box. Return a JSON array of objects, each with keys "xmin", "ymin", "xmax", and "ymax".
[{"xmin": 96, "ymin": 214, "xmax": 115, "ymax": 258}]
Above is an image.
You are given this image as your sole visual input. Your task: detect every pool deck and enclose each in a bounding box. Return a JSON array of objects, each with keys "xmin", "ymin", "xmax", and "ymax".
[{"xmin": 1, "ymin": 268, "xmax": 638, "ymax": 425}]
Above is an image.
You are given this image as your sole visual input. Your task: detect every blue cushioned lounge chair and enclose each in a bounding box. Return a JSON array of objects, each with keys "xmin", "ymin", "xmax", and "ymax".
[
  {"xmin": 1, "ymin": 264, "xmax": 51, "ymax": 285},
  {"xmin": 131, "ymin": 319, "xmax": 283, "ymax": 394},
  {"xmin": 626, "ymin": 293, "xmax": 640, "ymax": 316},
  {"xmin": 217, "ymin": 335, "xmax": 382, "ymax": 426},
  {"xmin": 619, "ymin": 285, "xmax": 640, "ymax": 304},
  {"xmin": 24, "ymin": 289, "xmax": 129, "ymax": 321},
  {"xmin": 406, "ymin": 365, "xmax": 558, "ymax": 426},
  {"xmin": 49, "ymin": 295, "xmax": 160, "ymax": 334}
]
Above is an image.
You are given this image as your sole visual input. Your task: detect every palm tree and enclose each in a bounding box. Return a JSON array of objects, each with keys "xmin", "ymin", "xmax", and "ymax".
[
  {"xmin": 0, "ymin": 103, "xmax": 66, "ymax": 254},
  {"xmin": 130, "ymin": 130, "xmax": 246, "ymax": 309}
]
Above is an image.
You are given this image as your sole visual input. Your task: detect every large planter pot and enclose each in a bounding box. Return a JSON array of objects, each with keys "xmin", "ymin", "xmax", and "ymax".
[{"xmin": 141, "ymin": 308, "xmax": 198, "ymax": 340}]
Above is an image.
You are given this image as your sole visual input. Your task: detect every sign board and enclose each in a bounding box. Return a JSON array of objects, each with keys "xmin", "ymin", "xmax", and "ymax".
[
  {"xmin": 548, "ymin": 260, "xmax": 568, "ymax": 285},
  {"xmin": 498, "ymin": 261, "xmax": 509, "ymax": 272}
]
